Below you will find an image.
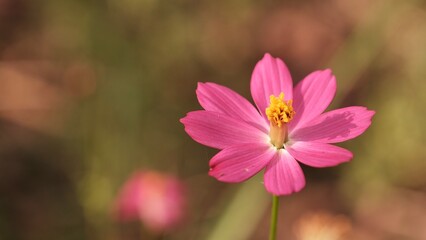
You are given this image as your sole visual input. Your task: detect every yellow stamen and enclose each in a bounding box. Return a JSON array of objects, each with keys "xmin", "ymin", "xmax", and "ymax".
[
  {"xmin": 265, "ymin": 93, "xmax": 295, "ymax": 127},
  {"xmin": 265, "ymin": 93, "xmax": 295, "ymax": 148}
]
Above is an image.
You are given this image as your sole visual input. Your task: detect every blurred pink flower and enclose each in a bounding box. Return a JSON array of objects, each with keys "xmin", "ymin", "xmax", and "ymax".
[
  {"xmin": 114, "ymin": 171, "xmax": 186, "ymax": 232},
  {"xmin": 181, "ymin": 53, "xmax": 375, "ymax": 196}
]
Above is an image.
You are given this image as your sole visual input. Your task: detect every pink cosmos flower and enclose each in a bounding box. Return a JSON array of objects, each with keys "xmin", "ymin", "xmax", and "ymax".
[
  {"xmin": 114, "ymin": 171, "xmax": 186, "ymax": 232},
  {"xmin": 180, "ymin": 53, "xmax": 375, "ymax": 196}
]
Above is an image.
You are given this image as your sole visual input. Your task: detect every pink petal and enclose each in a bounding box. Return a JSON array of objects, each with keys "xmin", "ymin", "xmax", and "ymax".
[
  {"xmin": 114, "ymin": 172, "xmax": 144, "ymax": 221},
  {"xmin": 209, "ymin": 143, "xmax": 275, "ymax": 182},
  {"xmin": 196, "ymin": 82, "xmax": 268, "ymax": 133},
  {"xmin": 180, "ymin": 110, "xmax": 268, "ymax": 149},
  {"xmin": 138, "ymin": 174, "xmax": 186, "ymax": 232},
  {"xmin": 289, "ymin": 69, "xmax": 336, "ymax": 131},
  {"xmin": 250, "ymin": 53, "xmax": 293, "ymax": 122},
  {"xmin": 263, "ymin": 150, "xmax": 306, "ymax": 196},
  {"xmin": 286, "ymin": 141, "xmax": 353, "ymax": 168},
  {"xmin": 290, "ymin": 106, "xmax": 375, "ymax": 143}
]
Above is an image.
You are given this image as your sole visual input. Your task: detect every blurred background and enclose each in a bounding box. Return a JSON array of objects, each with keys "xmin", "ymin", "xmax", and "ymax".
[{"xmin": 0, "ymin": 0, "xmax": 425, "ymax": 239}]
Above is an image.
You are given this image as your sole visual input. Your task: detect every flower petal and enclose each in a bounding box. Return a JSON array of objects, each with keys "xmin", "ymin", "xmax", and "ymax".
[
  {"xmin": 114, "ymin": 172, "xmax": 144, "ymax": 221},
  {"xmin": 196, "ymin": 82, "xmax": 268, "ymax": 132},
  {"xmin": 290, "ymin": 106, "xmax": 375, "ymax": 143},
  {"xmin": 180, "ymin": 110, "xmax": 268, "ymax": 149},
  {"xmin": 264, "ymin": 150, "xmax": 305, "ymax": 196},
  {"xmin": 209, "ymin": 143, "xmax": 275, "ymax": 182},
  {"xmin": 289, "ymin": 69, "xmax": 336, "ymax": 131},
  {"xmin": 251, "ymin": 53, "xmax": 293, "ymax": 122},
  {"xmin": 286, "ymin": 141, "xmax": 353, "ymax": 167}
]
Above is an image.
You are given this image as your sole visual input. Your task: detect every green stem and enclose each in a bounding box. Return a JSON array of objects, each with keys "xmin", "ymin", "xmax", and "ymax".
[{"xmin": 268, "ymin": 195, "xmax": 280, "ymax": 240}]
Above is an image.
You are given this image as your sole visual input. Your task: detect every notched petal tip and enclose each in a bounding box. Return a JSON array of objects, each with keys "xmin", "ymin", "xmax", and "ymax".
[
  {"xmin": 196, "ymin": 82, "xmax": 204, "ymax": 89},
  {"xmin": 367, "ymin": 109, "xmax": 376, "ymax": 118},
  {"xmin": 179, "ymin": 111, "xmax": 198, "ymax": 124},
  {"xmin": 362, "ymin": 109, "xmax": 376, "ymax": 128},
  {"xmin": 348, "ymin": 151, "xmax": 354, "ymax": 160},
  {"xmin": 208, "ymin": 167, "xmax": 217, "ymax": 176},
  {"xmin": 195, "ymin": 82, "xmax": 208, "ymax": 95},
  {"xmin": 262, "ymin": 52, "xmax": 273, "ymax": 59},
  {"xmin": 208, "ymin": 167, "xmax": 231, "ymax": 182},
  {"xmin": 208, "ymin": 165, "xmax": 240, "ymax": 183},
  {"xmin": 266, "ymin": 185, "xmax": 304, "ymax": 196},
  {"xmin": 321, "ymin": 68, "xmax": 333, "ymax": 75},
  {"xmin": 179, "ymin": 116, "xmax": 188, "ymax": 125},
  {"xmin": 265, "ymin": 179, "xmax": 305, "ymax": 196},
  {"xmin": 196, "ymin": 81, "xmax": 214, "ymax": 89},
  {"xmin": 357, "ymin": 107, "xmax": 376, "ymax": 124}
]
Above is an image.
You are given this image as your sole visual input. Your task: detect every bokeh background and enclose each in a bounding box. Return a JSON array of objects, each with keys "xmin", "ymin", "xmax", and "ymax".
[{"xmin": 0, "ymin": 0, "xmax": 425, "ymax": 239}]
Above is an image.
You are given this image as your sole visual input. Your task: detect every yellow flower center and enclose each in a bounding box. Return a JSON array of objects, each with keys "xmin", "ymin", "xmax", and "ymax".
[
  {"xmin": 265, "ymin": 93, "xmax": 295, "ymax": 127},
  {"xmin": 265, "ymin": 93, "xmax": 295, "ymax": 148}
]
